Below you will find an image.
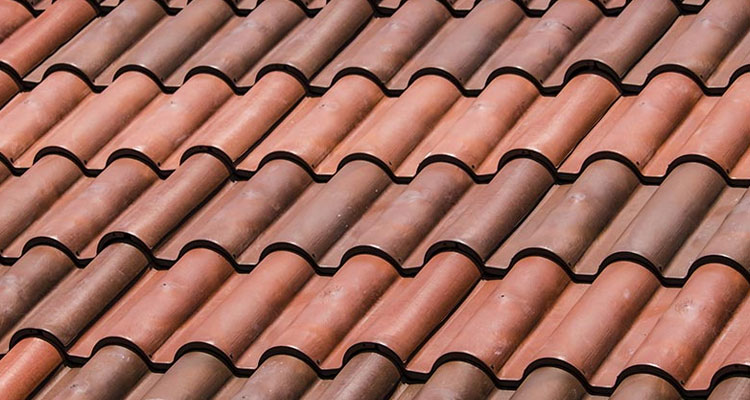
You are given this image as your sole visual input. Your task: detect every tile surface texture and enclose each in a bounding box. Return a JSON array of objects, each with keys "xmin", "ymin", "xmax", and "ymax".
[{"xmin": 2, "ymin": 0, "xmax": 750, "ymax": 399}]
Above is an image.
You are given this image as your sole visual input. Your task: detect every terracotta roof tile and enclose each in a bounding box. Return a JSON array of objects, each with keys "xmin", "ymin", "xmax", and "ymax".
[
  {"xmin": 0, "ymin": 155, "xmax": 749, "ymax": 396},
  {"xmin": 0, "ymin": 0, "xmax": 95, "ymax": 78},
  {"xmin": 10, "ymin": 0, "xmax": 711, "ymax": 16},
  {"xmin": 2, "ymin": 0, "xmax": 750, "ymax": 398},
  {"xmin": 0, "ymin": 0, "xmax": 729, "ymax": 95},
  {"xmin": 8, "ymin": 256, "xmax": 750, "ymax": 397},
  {"xmin": 6, "ymin": 69, "xmax": 750, "ymax": 184}
]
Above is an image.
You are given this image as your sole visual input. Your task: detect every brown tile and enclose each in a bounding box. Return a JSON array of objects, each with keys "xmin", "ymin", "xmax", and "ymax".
[
  {"xmin": 312, "ymin": 0, "xmax": 682, "ymax": 92},
  {"xmin": 163, "ymin": 0, "xmax": 308, "ymax": 87},
  {"xmin": 2, "ymin": 3, "xmax": 750, "ymax": 398},
  {"xmin": 560, "ymin": 72, "xmax": 705, "ymax": 178},
  {"xmin": 164, "ymin": 70, "xmax": 305, "ymax": 170},
  {"xmin": 235, "ymin": 160, "xmax": 392, "ymax": 266},
  {"xmin": 1, "ymin": 156, "xmax": 158, "ymax": 260},
  {"xmin": 156, "ymin": 154, "xmax": 552, "ymax": 273},
  {"xmin": 312, "ymin": 0, "xmax": 468, "ymax": 88},
  {"xmin": 35, "ymin": 345, "xmax": 148, "ymax": 399},
  {"xmin": 0, "ymin": 69, "xmax": 302, "ymax": 174},
  {"xmin": 137, "ymin": 351, "xmax": 231, "ymax": 399},
  {"xmin": 488, "ymin": 159, "xmax": 640, "ymax": 273},
  {"xmin": 487, "ymin": 161, "xmax": 750, "ymax": 282},
  {"xmin": 239, "ymin": 74, "xmax": 387, "ymax": 175},
  {"xmin": 4, "ymin": 244, "xmax": 148, "ymax": 349},
  {"xmin": 14, "ymin": 247, "xmax": 750, "ymax": 397},
  {"xmin": 72, "ymin": 248, "xmax": 235, "ymax": 357},
  {"xmin": 401, "ymin": 158, "xmax": 553, "ymax": 267},
  {"xmin": 607, "ymin": 163, "xmax": 725, "ymax": 272},
  {"xmin": 155, "ymin": 159, "xmax": 313, "ymax": 261},
  {"xmin": 475, "ymin": 74, "xmax": 619, "ymax": 175},
  {"xmin": 252, "ymin": 254, "xmax": 398, "ymax": 368},
  {"xmin": 10, "ymin": 0, "xmax": 729, "ymax": 94},
  {"xmin": 154, "ymin": 251, "xmax": 314, "ymax": 363},
  {"xmin": 623, "ymin": 0, "xmax": 750, "ymax": 89},
  {"xmin": 409, "ymin": 255, "xmax": 571, "ymax": 378},
  {"xmin": 314, "ymin": 352, "xmax": 401, "ymax": 400},
  {"xmin": 89, "ymin": 0, "xmax": 234, "ymax": 86},
  {"xmin": 611, "ymin": 374, "xmax": 681, "ymax": 400},
  {"xmin": 232, "ymin": 354, "xmax": 318, "ymax": 399},
  {"xmin": 85, "ymin": 74, "xmax": 233, "ymax": 170},
  {"xmin": 0, "ymin": 0, "xmax": 32, "ymax": 42},
  {"xmin": 243, "ymin": 73, "xmax": 618, "ymax": 180},
  {"xmin": 402, "ymin": 258, "xmax": 750, "ymax": 393},
  {"xmin": 510, "ymin": 367, "xmax": 587, "ymax": 400},
  {"xmin": 10, "ymin": 68, "xmax": 750, "ymax": 184},
  {"xmin": 0, "ymin": 72, "xmax": 91, "ymax": 167},
  {"xmin": 707, "ymin": 377, "xmax": 750, "ymax": 400},
  {"xmin": 627, "ymin": 264, "xmax": 748, "ymax": 386},
  {"xmin": 0, "ymin": 0, "xmax": 738, "ymax": 100},
  {"xmin": 0, "ymin": 246, "xmax": 75, "ymax": 346},
  {"xmin": 92, "ymin": 154, "xmax": 229, "ymax": 255},
  {"xmin": 3, "ymin": 143, "xmax": 749, "ymax": 285},
  {"xmin": 0, "ymin": 156, "xmax": 83, "ymax": 254},
  {"xmin": 26, "ymin": 0, "xmax": 372, "ymax": 89},
  {"xmin": 26, "ymin": 0, "xmax": 167, "ymax": 83},
  {"xmin": 16, "ymin": 71, "xmax": 162, "ymax": 171},
  {"xmin": 0, "ymin": 71, "xmax": 19, "ymax": 108},
  {"xmin": 326, "ymin": 252, "xmax": 479, "ymax": 366},
  {"xmin": 533, "ymin": 261, "xmax": 662, "ymax": 383},
  {"xmin": 236, "ymin": 0, "xmax": 373, "ymax": 87},
  {"xmin": 0, "ymin": 338, "xmax": 60, "ymax": 399},
  {"xmin": 0, "ymin": 0, "xmax": 95, "ymax": 77},
  {"xmin": 412, "ymin": 360, "xmax": 496, "ymax": 399},
  {"xmin": 321, "ymin": 163, "xmax": 473, "ymax": 267}
]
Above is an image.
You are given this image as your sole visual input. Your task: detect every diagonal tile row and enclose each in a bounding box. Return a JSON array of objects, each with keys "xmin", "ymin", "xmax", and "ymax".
[
  {"xmin": 3, "ymin": 67, "xmax": 750, "ymax": 184},
  {"xmin": 11, "ymin": 345, "xmax": 750, "ymax": 399},
  {"xmin": 3, "ymin": 234, "xmax": 750, "ymax": 396},
  {"xmin": 0, "ymin": 0, "xmax": 95, "ymax": 105},
  {"xmin": 0, "ymin": 148, "xmax": 748, "ymax": 397},
  {"xmin": 12, "ymin": 0, "xmax": 477, "ymax": 16},
  {"xmin": 10, "ymin": 0, "xmax": 711, "ymax": 17},
  {"xmin": 2, "ymin": 0, "xmax": 734, "ymax": 96},
  {"xmin": 3, "ymin": 139, "xmax": 750, "ymax": 284}
]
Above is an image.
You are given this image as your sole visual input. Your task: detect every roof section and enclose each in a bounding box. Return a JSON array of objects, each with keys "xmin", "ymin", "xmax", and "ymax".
[
  {"xmin": 8, "ymin": 0, "xmax": 712, "ymax": 17},
  {"xmin": 0, "ymin": 0, "xmax": 740, "ymax": 95},
  {"xmin": 2, "ymin": 70, "xmax": 750, "ymax": 184},
  {"xmin": 0, "ymin": 155, "xmax": 748, "ymax": 398},
  {"xmin": 0, "ymin": 0, "xmax": 749, "ymax": 399}
]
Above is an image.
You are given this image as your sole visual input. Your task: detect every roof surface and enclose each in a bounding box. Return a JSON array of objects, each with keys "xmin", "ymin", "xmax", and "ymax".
[{"xmin": 0, "ymin": 0, "xmax": 749, "ymax": 399}]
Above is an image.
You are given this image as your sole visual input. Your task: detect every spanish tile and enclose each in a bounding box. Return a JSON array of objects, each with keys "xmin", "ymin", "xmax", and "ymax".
[
  {"xmin": 3, "ymin": 0, "xmax": 750, "ymax": 398},
  {"xmin": 25, "ymin": 0, "xmax": 373, "ymax": 89},
  {"xmin": 14, "ymin": 0, "xmax": 710, "ymax": 16},
  {"xmin": 311, "ymin": 0, "xmax": 687, "ymax": 92},
  {"xmin": 4, "ymin": 253, "xmax": 750, "ymax": 396},
  {"xmin": 2, "ymin": 0, "xmax": 732, "ymax": 95},
  {"xmin": 5, "ymin": 69, "xmax": 750, "ymax": 183},
  {"xmin": 1, "ymin": 146, "xmax": 750, "ymax": 279},
  {"xmin": 0, "ymin": 0, "xmax": 95, "ymax": 79}
]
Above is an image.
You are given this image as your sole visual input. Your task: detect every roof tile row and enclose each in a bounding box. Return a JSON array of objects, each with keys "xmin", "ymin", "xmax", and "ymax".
[
  {"xmin": 3, "ymin": 245, "xmax": 750, "ymax": 397},
  {"xmin": 10, "ymin": 0, "xmax": 710, "ymax": 17},
  {"xmin": 2, "ymin": 0, "xmax": 749, "ymax": 397},
  {"xmin": 3, "ymin": 343, "xmax": 696, "ymax": 399},
  {"xmin": 4, "ymin": 69, "xmax": 750, "ymax": 184},
  {"xmin": 17, "ymin": 337, "xmax": 748, "ymax": 399},
  {"xmin": 1, "ymin": 0, "xmax": 737, "ymax": 95},
  {"xmin": 4, "ymin": 147, "xmax": 750, "ymax": 284},
  {"xmin": 0, "ymin": 151, "xmax": 748, "ymax": 395}
]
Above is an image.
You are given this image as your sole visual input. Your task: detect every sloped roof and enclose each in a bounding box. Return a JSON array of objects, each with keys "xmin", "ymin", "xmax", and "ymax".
[{"xmin": 1, "ymin": 0, "xmax": 750, "ymax": 399}]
